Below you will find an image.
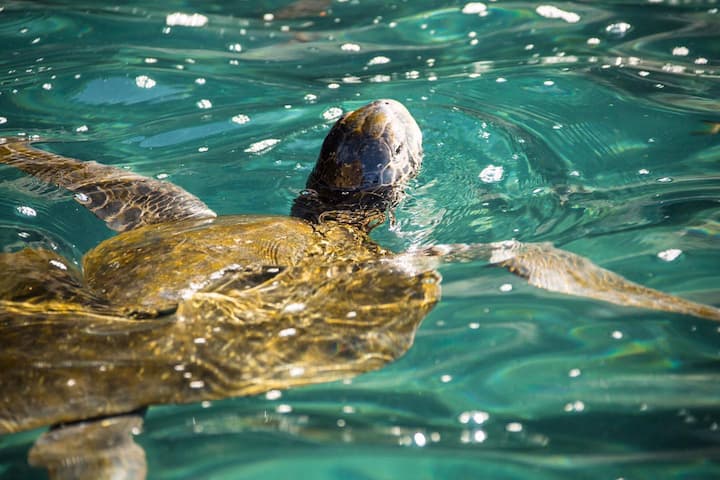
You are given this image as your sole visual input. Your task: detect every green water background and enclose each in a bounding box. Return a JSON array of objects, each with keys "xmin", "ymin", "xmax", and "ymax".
[{"xmin": 1, "ymin": 0, "xmax": 719, "ymax": 478}]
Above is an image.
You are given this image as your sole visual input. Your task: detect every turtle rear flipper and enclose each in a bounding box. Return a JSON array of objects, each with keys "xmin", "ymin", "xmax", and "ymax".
[
  {"xmin": 0, "ymin": 138, "xmax": 216, "ymax": 232},
  {"xmin": 0, "ymin": 248, "xmax": 104, "ymax": 306},
  {"xmin": 401, "ymin": 240, "xmax": 720, "ymax": 321},
  {"xmin": 28, "ymin": 415, "xmax": 146, "ymax": 480}
]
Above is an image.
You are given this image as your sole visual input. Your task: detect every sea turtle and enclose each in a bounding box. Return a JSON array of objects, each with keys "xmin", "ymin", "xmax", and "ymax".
[{"xmin": 1, "ymin": 99, "xmax": 718, "ymax": 480}]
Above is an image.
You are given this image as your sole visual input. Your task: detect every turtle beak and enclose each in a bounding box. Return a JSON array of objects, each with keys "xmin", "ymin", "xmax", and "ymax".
[{"xmin": 306, "ymin": 99, "xmax": 423, "ymax": 208}]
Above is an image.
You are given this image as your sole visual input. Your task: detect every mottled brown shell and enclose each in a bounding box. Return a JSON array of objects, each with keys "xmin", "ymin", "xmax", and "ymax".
[{"xmin": 0, "ymin": 215, "xmax": 440, "ymax": 433}]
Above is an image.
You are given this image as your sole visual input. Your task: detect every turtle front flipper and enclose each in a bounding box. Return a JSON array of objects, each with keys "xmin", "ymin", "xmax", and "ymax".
[
  {"xmin": 0, "ymin": 138, "xmax": 216, "ymax": 232},
  {"xmin": 400, "ymin": 240, "xmax": 720, "ymax": 321},
  {"xmin": 28, "ymin": 415, "xmax": 146, "ymax": 480}
]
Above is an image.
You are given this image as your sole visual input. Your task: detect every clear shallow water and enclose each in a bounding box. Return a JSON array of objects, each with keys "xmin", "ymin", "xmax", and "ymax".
[{"xmin": 1, "ymin": 0, "xmax": 719, "ymax": 478}]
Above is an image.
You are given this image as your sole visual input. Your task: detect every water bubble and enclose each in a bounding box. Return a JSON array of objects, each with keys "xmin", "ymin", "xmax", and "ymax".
[{"xmin": 671, "ymin": 46, "xmax": 689, "ymax": 56}]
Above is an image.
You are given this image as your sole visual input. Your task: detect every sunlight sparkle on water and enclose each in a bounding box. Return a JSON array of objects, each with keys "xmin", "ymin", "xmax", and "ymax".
[
  {"xmin": 564, "ymin": 401, "xmax": 585, "ymax": 412},
  {"xmin": 244, "ymin": 138, "xmax": 280, "ymax": 154},
  {"xmin": 462, "ymin": 3, "xmax": 488, "ymax": 16},
  {"xmin": 506, "ymin": 422, "xmax": 523, "ymax": 432},
  {"xmin": 479, "ymin": 165, "xmax": 504, "ymax": 183},
  {"xmin": 368, "ymin": 56, "xmax": 391, "ymax": 66},
  {"xmin": 16, "ymin": 206, "xmax": 37, "ymax": 217},
  {"xmin": 606, "ymin": 22, "xmax": 632, "ymax": 36},
  {"xmin": 459, "ymin": 410, "xmax": 489, "ymax": 424},
  {"xmin": 135, "ymin": 75, "xmax": 156, "ymax": 88},
  {"xmin": 323, "ymin": 107, "xmax": 343, "ymax": 120},
  {"xmin": 266, "ymin": 390, "xmax": 282, "ymax": 400},
  {"xmin": 166, "ymin": 13, "xmax": 208, "ymax": 27},
  {"xmin": 231, "ymin": 114, "xmax": 250, "ymax": 124},
  {"xmin": 657, "ymin": 249, "xmax": 682, "ymax": 262},
  {"xmin": 535, "ymin": 5, "xmax": 581, "ymax": 23}
]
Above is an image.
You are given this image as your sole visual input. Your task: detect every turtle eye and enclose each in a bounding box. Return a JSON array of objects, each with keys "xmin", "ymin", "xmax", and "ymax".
[{"xmin": 395, "ymin": 143, "xmax": 404, "ymax": 155}]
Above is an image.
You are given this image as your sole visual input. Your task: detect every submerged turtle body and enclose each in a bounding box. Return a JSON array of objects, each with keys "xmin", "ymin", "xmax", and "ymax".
[
  {"xmin": 2, "ymin": 215, "xmax": 439, "ymax": 435},
  {"xmin": 1, "ymin": 99, "xmax": 719, "ymax": 479}
]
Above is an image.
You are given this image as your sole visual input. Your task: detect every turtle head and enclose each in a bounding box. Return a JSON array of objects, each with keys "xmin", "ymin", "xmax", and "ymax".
[{"xmin": 292, "ymin": 99, "xmax": 422, "ymax": 229}]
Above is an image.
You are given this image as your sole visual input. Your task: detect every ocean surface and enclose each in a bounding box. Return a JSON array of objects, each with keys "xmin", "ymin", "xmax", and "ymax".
[{"xmin": 1, "ymin": 0, "xmax": 719, "ymax": 478}]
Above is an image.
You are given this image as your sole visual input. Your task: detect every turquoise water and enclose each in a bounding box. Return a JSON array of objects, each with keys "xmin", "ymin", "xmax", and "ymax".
[{"xmin": 1, "ymin": 0, "xmax": 719, "ymax": 478}]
